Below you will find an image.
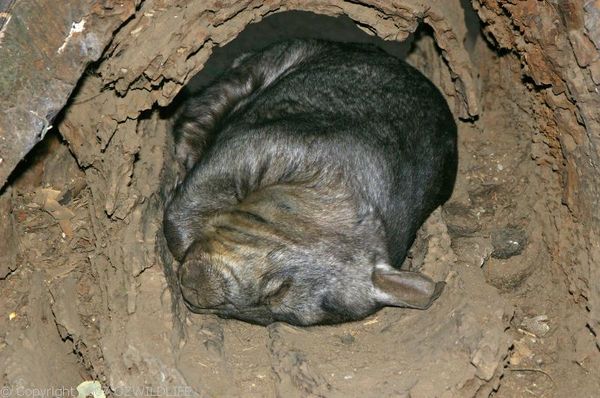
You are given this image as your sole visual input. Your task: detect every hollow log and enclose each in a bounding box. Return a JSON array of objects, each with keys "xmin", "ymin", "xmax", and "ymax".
[{"xmin": 0, "ymin": 0, "xmax": 599, "ymax": 396}]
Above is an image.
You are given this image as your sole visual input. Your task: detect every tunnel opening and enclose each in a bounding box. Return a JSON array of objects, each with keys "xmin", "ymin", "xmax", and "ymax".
[{"xmin": 1, "ymin": 2, "xmax": 599, "ymax": 397}]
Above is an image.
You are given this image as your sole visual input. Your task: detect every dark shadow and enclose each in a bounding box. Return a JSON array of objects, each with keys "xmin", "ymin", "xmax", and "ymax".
[
  {"xmin": 460, "ymin": 0, "xmax": 482, "ymax": 53},
  {"xmin": 0, "ymin": 128, "xmax": 64, "ymax": 195},
  {"xmin": 185, "ymin": 10, "xmax": 415, "ymax": 93}
]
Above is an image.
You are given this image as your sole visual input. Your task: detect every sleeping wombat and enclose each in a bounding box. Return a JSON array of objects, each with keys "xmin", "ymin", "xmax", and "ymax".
[{"xmin": 164, "ymin": 39, "xmax": 457, "ymax": 325}]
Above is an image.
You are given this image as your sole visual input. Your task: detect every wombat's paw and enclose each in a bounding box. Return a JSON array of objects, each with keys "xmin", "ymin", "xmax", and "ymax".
[
  {"xmin": 174, "ymin": 138, "xmax": 197, "ymax": 170},
  {"xmin": 231, "ymin": 51, "xmax": 253, "ymax": 68},
  {"xmin": 173, "ymin": 120, "xmax": 206, "ymax": 170}
]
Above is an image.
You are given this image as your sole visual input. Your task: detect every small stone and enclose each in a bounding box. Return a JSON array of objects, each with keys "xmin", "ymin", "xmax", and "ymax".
[
  {"xmin": 451, "ymin": 237, "xmax": 493, "ymax": 267},
  {"xmin": 509, "ymin": 338, "xmax": 534, "ymax": 366},
  {"xmin": 340, "ymin": 333, "xmax": 355, "ymax": 345},
  {"xmin": 442, "ymin": 202, "xmax": 481, "ymax": 237},
  {"xmin": 483, "ymin": 256, "xmax": 534, "ymax": 290},
  {"xmin": 471, "ymin": 345, "xmax": 497, "ymax": 381},
  {"xmin": 491, "ymin": 227, "xmax": 528, "ymax": 259},
  {"xmin": 520, "ymin": 315, "xmax": 550, "ymax": 337}
]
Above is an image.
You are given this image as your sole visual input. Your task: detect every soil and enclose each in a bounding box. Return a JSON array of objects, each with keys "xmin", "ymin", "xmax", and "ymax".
[{"xmin": 1, "ymin": 9, "xmax": 599, "ymax": 398}]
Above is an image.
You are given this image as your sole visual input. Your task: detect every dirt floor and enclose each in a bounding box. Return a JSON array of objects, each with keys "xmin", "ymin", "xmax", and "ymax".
[{"xmin": 1, "ymin": 10, "xmax": 599, "ymax": 398}]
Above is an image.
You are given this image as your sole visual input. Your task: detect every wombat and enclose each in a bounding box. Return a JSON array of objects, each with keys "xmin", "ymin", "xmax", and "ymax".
[{"xmin": 164, "ymin": 39, "xmax": 457, "ymax": 326}]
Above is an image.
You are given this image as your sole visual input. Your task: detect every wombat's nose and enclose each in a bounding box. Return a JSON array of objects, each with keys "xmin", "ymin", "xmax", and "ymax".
[{"xmin": 179, "ymin": 260, "xmax": 227, "ymax": 309}]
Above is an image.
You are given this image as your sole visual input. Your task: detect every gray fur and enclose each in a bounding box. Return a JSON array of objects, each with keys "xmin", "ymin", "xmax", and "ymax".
[{"xmin": 164, "ymin": 39, "xmax": 457, "ymax": 325}]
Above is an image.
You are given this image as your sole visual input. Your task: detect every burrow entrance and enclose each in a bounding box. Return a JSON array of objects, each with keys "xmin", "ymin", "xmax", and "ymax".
[{"xmin": 1, "ymin": 3, "xmax": 599, "ymax": 398}]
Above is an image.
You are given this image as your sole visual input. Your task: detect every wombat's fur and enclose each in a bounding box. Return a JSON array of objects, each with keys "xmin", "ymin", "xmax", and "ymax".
[{"xmin": 164, "ymin": 39, "xmax": 457, "ymax": 325}]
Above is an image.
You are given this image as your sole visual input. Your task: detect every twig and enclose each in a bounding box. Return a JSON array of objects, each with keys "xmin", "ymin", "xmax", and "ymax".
[{"xmin": 509, "ymin": 367, "xmax": 555, "ymax": 385}]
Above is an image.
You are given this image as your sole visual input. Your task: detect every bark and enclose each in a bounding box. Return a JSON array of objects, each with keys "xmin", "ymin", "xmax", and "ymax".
[
  {"xmin": 0, "ymin": 0, "xmax": 140, "ymax": 186},
  {"xmin": 472, "ymin": 0, "xmax": 600, "ymax": 346}
]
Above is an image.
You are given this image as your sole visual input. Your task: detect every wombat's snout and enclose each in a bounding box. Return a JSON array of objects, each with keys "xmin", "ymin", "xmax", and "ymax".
[{"xmin": 179, "ymin": 258, "xmax": 227, "ymax": 310}]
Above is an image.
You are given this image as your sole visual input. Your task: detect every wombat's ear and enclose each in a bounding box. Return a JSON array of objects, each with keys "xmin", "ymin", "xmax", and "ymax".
[
  {"xmin": 371, "ymin": 267, "xmax": 445, "ymax": 309},
  {"xmin": 179, "ymin": 258, "xmax": 228, "ymax": 309}
]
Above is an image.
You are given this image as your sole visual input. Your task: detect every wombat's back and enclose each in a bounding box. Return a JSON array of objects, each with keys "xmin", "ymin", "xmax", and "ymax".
[{"xmin": 206, "ymin": 40, "xmax": 457, "ymax": 265}]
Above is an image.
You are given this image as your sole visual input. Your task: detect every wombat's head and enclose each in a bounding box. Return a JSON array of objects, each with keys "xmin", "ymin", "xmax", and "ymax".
[{"xmin": 178, "ymin": 215, "xmax": 444, "ymax": 326}]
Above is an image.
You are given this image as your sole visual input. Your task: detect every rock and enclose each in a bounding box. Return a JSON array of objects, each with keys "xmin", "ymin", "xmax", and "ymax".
[
  {"xmin": 451, "ymin": 237, "xmax": 494, "ymax": 268},
  {"xmin": 491, "ymin": 227, "xmax": 528, "ymax": 259},
  {"xmin": 509, "ymin": 338, "xmax": 534, "ymax": 366},
  {"xmin": 340, "ymin": 333, "xmax": 355, "ymax": 344},
  {"xmin": 442, "ymin": 202, "xmax": 482, "ymax": 237},
  {"xmin": 520, "ymin": 315, "xmax": 550, "ymax": 337},
  {"xmin": 484, "ymin": 256, "xmax": 533, "ymax": 290}
]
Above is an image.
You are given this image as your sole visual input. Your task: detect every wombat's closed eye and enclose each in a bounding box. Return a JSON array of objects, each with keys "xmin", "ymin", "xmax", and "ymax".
[{"xmin": 164, "ymin": 38, "xmax": 457, "ymax": 326}]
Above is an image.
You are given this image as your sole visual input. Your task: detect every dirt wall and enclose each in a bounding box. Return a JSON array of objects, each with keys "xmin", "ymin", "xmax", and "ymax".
[{"xmin": 473, "ymin": 0, "xmax": 600, "ymax": 346}]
